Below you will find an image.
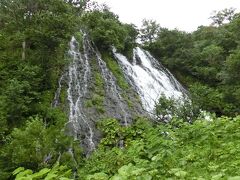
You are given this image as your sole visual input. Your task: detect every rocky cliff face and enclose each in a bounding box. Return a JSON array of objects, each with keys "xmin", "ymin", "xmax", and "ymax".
[
  {"xmin": 53, "ymin": 35, "xmax": 147, "ymax": 154},
  {"xmin": 53, "ymin": 33, "xmax": 186, "ymax": 154}
]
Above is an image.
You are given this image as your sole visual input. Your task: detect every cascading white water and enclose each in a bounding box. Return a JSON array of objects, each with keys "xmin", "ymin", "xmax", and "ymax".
[
  {"xmin": 113, "ymin": 47, "xmax": 186, "ymax": 113},
  {"xmin": 67, "ymin": 36, "xmax": 95, "ymax": 153}
]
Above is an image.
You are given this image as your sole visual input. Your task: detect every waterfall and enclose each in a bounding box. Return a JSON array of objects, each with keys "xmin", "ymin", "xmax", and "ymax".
[
  {"xmin": 64, "ymin": 34, "xmax": 133, "ymax": 153},
  {"xmin": 54, "ymin": 33, "xmax": 186, "ymax": 152},
  {"xmin": 67, "ymin": 36, "xmax": 95, "ymax": 154},
  {"xmin": 113, "ymin": 47, "xmax": 186, "ymax": 113}
]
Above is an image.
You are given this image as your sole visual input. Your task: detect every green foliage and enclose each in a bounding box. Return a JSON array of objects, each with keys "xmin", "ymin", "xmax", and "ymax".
[
  {"xmin": 1, "ymin": 1, "xmax": 240, "ymax": 179},
  {"xmin": 121, "ymin": 23, "xmax": 138, "ymax": 59},
  {"xmin": 0, "ymin": 64, "xmax": 41, "ymax": 128},
  {"xmin": 80, "ymin": 8, "xmax": 138, "ymax": 52},
  {"xmin": 0, "ymin": 1, "xmax": 83, "ymax": 149},
  {"xmin": 110, "ymin": 163, "xmax": 153, "ymax": 179},
  {"xmin": 145, "ymin": 11, "xmax": 240, "ymax": 117},
  {"xmin": 140, "ymin": 19, "xmax": 160, "ymax": 45},
  {"xmin": 79, "ymin": 116, "xmax": 240, "ymax": 179},
  {"xmin": 155, "ymin": 94, "xmax": 200, "ymax": 123},
  {"xmin": 91, "ymin": 94, "xmax": 105, "ymax": 113},
  {"xmin": 102, "ymin": 53, "xmax": 129, "ymax": 90},
  {"xmin": 97, "ymin": 118, "xmax": 123, "ymax": 147},
  {"xmin": 78, "ymin": 118, "xmax": 151, "ymax": 177},
  {"xmin": 13, "ymin": 162, "xmax": 73, "ymax": 180},
  {"xmin": 74, "ymin": 31, "xmax": 84, "ymax": 51},
  {"xmin": 0, "ymin": 1, "xmax": 86, "ymax": 176},
  {"xmin": 190, "ymin": 83, "xmax": 225, "ymax": 115},
  {"xmin": 210, "ymin": 8, "xmax": 236, "ymax": 26},
  {"xmin": 0, "ymin": 116, "xmax": 80, "ymax": 178},
  {"xmin": 85, "ymin": 58, "xmax": 105, "ymax": 113},
  {"xmin": 223, "ymin": 48, "xmax": 240, "ymax": 84}
]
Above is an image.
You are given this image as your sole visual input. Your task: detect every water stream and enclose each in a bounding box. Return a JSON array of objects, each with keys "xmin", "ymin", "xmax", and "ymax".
[
  {"xmin": 67, "ymin": 36, "xmax": 95, "ymax": 153},
  {"xmin": 84, "ymin": 37, "xmax": 130, "ymax": 126},
  {"xmin": 113, "ymin": 47, "xmax": 186, "ymax": 113},
  {"xmin": 52, "ymin": 74, "xmax": 64, "ymax": 108}
]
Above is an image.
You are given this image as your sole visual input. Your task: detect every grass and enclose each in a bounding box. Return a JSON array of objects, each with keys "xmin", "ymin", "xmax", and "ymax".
[
  {"xmin": 102, "ymin": 52, "xmax": 129, "ymax": 90},
  {"xmin": 85, "ymin": 58, "xmax": 105, "ymax": 113}
]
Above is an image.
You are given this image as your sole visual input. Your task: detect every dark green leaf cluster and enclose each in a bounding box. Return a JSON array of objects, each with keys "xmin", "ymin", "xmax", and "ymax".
[{"xmin": 80, "ymin": 8, "xmax": 138, "ymax": 56}]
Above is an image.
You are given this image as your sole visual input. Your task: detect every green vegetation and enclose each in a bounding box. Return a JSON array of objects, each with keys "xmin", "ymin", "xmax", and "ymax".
[
  {"xmin": 0, "ymin": 115, "xmax": 82, "ymax": 179},
  {"xmin": 91, "ymin": 94, "xmax": 105, "ymax": 113},
  {"xmin": 80, "ymin": 6, "xmax": 138, "ymax": 57},
  {"xmin": 74, "ymin": 31, "xmax": 84, "ymax": 51},
  {"xmin": 78, "ymin": 116, "xmax": 240, "ymax": 179},
  {"xmin": 141, "ymin": 9, "xmax": 240, "ymax": 117},
  {"xmin": 1, "ymin": 0, "xmax": 240, "ymax": 179},
  {"xmin": 10, "ymin": 116, "xmax": 240, "ymax": 179},
  {"xmin": 155, "ymin": 94, "xmax": 201, "ymax": 123},
  {"xmin": 102, "ymin": 52, "xmax": 138, "ymax": 111},
  {"xmin": 0, "ymin": 0, "xmax": 86, "ymax": 178},
  {"xmin": 13, "ymin": 162, "xmax": 73, "ymax": 180},
  {"xmin": 0, "ymin": 0, "xmax": 80, "ymax": 131},
  {"xmin": 102, "ymin": 52, "xmax": 129, "ymax": 90},
  {"xmin": 85, "ymin": 57, "xmax": 105, "ymax": 113}
]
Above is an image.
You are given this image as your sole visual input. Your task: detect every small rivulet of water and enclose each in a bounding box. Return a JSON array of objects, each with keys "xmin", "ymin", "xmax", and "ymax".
[
  {"xmin": 96, "ymin": 56, "xmax": 129, "ymax": 126},
  {"xmin": 113, "ymin": 47, "xmax": 186, "ymax": 113},
  {"xmin": 84, "ymin": 37, "xmax": 130, "ymax": 126},
  {"xmin": 52, "ymin": 74, "xmax": 65, "ymax": 108},
  {"xmin": 67, "ymin": 36, "xmax": 95, "ymax": 154}
]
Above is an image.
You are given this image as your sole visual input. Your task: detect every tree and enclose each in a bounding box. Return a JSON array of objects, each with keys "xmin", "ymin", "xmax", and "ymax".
[
  {"xmin": 0, "ymin": 0, "xmax": 79, "ymax": 129},
  {"xmin": 210, "ymin": 8, "xmax": 236, "ymax": 26},
  {"xmin": 140, "ymin": 19, "xmax": 160, "ymax": 45},
  {"xmin": 189, "ymin": 83, "xmax": 224, "ymax": 116},
  {"xmin": 155, "ymin": 94, "xmax": 200, "ymax": 123},
  {"xmin": 80, "ymin": 8, "xmax": 137, "ymax": 52},
  {"xmin": 224, "ymin": 49, "xmax": 240, "ymax": 84},
  {"xmin": 65, "ymin": 0, "xmax": 91, "ymax": 15},
  {"xmin": 0, "ymin": 116, "xmax": 79, "ymax": 178}
]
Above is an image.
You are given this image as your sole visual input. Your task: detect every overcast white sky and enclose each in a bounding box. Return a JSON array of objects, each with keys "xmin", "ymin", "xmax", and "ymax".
[{"xmin": 94, "ymin": 0, "xmax": 240, "ymax": 32}]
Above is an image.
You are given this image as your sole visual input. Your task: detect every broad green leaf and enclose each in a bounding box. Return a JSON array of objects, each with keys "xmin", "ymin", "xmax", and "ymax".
[
  {"xmin": 13, "ymin": 167, "xmax": 25, "ymax": 175},
  {"xmin": 31, "ymin": 168, "xmax": 51, "ymax": 178},
  {"xmin": 45, "ymin": 173, "xmax": 58, "ymax": 180},
  {"xmin": 16, "ymin": 170, "xmax": 33, "ymax": 178}
]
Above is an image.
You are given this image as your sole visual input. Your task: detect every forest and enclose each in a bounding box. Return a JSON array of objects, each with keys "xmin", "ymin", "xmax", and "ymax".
[{"xmin": 0, "ymin": 0, "xmax": 240, "ymax": 179}]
